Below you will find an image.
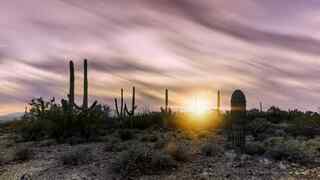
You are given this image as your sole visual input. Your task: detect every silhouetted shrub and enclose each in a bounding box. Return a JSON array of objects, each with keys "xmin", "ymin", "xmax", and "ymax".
[
  {"xmin": 19, "ymin": 98, "xmax": 111, "ymax": 142},
  {"xmin": 61, "ymin": 148, "xmax": 92, "ymax": 166},
  {"xmin": 201, "ymin": 142, "xmax": 223, "ymax": 157}
]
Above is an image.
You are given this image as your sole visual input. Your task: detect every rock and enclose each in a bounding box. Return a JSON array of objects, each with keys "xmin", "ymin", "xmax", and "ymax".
[
  {"xmin": 259, "ymin": 158, "xmax": 271, "ymax": 165},
  {"xmin": 240, "ymin": 154, "xmax": 251, "ymax": 161},
  {"xmin": 279, "ymin": 161, "xmax": 287, "ymax": 170},
  {"xmin": 20, "ymin": 174, "xmax": 32, "ymax": 180},
  {"xmin": 225, "ymin": 150, "xmax": 237, "ymax": 161},
  {"xmin": 199, "ymin": 172, "xmax": 210, "ymax": 180}
]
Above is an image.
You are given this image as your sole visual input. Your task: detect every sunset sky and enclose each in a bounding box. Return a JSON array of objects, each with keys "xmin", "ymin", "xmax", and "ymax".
[{"xmin": 1, "ymin": 0, "xmax": 320, "ymax": 115}]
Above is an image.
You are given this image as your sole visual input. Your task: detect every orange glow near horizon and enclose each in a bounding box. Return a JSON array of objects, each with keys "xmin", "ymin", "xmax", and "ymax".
[{"xmin": 184, "ymin": 94, "xmax": 211, "ymax": 117}]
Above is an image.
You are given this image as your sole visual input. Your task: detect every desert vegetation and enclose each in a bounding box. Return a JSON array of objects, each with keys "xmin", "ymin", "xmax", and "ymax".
[{"xmin": 1, "ymin": 60, "xmax": 320, "ymax": 179}]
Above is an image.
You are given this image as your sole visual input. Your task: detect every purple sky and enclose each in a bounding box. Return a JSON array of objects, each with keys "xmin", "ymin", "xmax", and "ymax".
[{"xmin": 1, "ymin": 0, "xmax": 320, "ymax": 114}]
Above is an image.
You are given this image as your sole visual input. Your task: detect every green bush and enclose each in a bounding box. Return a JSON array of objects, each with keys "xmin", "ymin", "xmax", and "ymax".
[
  {"xmin": 201, "ymin": 142, "xmax": 223, "ymax": 157},
  {"xmin": 60, "ymin": 148, "xmax": 92, "ymax": 166}
]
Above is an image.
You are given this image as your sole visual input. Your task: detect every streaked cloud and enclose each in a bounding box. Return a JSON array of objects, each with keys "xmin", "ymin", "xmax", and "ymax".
[{"xmin": 0, "ymin": 0, "xmax": 320, "ymax": 114}]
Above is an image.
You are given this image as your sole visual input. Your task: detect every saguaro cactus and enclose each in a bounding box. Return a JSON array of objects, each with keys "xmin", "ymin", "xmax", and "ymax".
[
  {"xmin": 124, "ymin": 86, "xmax": 137, "ymax": 116},
  {"xmin": 68, "ymin": 61, "xmax": 75, "ymax": 108},
  {"xmin": 217, "ymin": 90, "xmax": 221, "ymax": 114},
  {"xmin": 165, "ymin": 88, "xmax": 168, "ymax": 113},
  {"xmin": 68, "ymin": 59, "xmax": 97, "ymax": 111},
  {"xmin": 230, "ymin": 89, "xmax": 247, "ymax": 152},
  {"xmin": 160, "ymin": 88, "xmax": 171, "ymax": 114},
  {"xmin": 115, "ymin": 88, "xmax": 124, "ymax": 118}
]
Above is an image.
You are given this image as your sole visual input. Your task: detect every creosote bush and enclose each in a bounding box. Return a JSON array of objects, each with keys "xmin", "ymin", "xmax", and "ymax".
[
  {"xmin": 112, "ymin": 144, "xmax": 177, "ymax": 177},
  {"xmin": 166, "ymin": 143, "xmax": 190, "ymax": 162}
]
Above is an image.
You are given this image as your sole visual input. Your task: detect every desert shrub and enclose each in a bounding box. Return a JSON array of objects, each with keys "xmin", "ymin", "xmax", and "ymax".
[
  {"xmin": 245, "ymin": 142, "xmax": 265, "ymax": 155},
  {"xmin": 112, "ymin": 144, "xmax": 177, "ymax": 177},
  {"xmin": 287, "ymin": 116, "xmax": 320, "ymax": 138},
  {"xmin": 118, "ymin": 129, "xmax": 135, "ymax": 141},
  {"xmin": 151, "ymin": 150, "xmax": 177, "ymax": 170},
  {"xmin": 14, "ymin": 147, "xmax": 33, "ymax": 162},
  {"xmin": 19, "ymin": 98, "xmax": 111, "ymax": 142},
  {"xmin": 201, "ymin": 142, "xmax": 223, "ymax": 157},
  {"xmin": 166, "ymin": 143, "xmax": 190, "ymax": 162},
  {"xmin": 304, "ymin": 137, "xmax": 320, "ymax": 158},
  {"xmin": 247, "ymin": 118, "xmax": 273, "ymax": 138},
  {"xmin": 60, "ymin": 148, "xmax": 92, "ymax": 166},
  {"xmin": 112, "ymin": 145, "xmax": 153, "ymax": 177},
  {"xmin": 264, "ymin": 137, "xmax": 312, "ymax": 164}
]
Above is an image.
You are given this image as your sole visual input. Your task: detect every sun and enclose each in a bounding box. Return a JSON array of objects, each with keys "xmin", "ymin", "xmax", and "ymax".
[{"xmin": 185, "ymin": 96, "xmax": 210, "ymax": 116}]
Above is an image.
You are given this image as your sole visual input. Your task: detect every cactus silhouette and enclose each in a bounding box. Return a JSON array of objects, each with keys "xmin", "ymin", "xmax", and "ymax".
[
  {"xmin": 230, "ymin": 89, "xmax": 247, "ymax": 152},
  {"xmin": 68, "ymin": 59, "xmax": 97, "ymax": 111},
  {"xmin": 160, "ymin": 88, "xmax": 171, "ymax": 114},
  {"xmin": 115, "ymin": 88, "xmax": 124, "ymax": 118},
  {"xmin": 124, "ymin": 86, "xmax": 137, "ymax": 116},
  {"xmin": 217, "ymin": 90, "xmax": 221, "ymax": 114}
]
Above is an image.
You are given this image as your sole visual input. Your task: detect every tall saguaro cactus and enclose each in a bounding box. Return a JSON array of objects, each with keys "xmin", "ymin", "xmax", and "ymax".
[
  {"xmin": 217, "ymin": 90, "xmax": 221, "ymax": 114},
  {"xmin": 83, "ymin": 59, "xmax": 88, "ymax": 109},
  {"xmin": 230, "ymin": 89, "xmax": 247, "ymax": 152},
  {"xmin": 115, "ymin": 88, "xmax": 124, "ymax": 118},
  {"xmin": 68, "ymin": 61, "xmax": 75, "ymax": 108},
  {"xmin": 165, "ymin": 88, "xmax": 168, "ymax": 113},
  {"xmin": 124, "ymin": 86, "xmax": 137, "ymax": 116},
  {"xmin": 68, "ymin": 59, "xmax": 97, "ymax": 111}
]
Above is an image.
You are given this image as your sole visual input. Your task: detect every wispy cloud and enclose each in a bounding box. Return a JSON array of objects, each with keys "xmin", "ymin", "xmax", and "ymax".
[{"xmin": 0, "ymin": 0, "xmax": 320, "ymax": 114}]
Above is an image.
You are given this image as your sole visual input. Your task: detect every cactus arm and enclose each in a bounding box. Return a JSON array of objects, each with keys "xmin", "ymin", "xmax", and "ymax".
[
  {"xmin": 120, "ymin": 88, "xmax": 123, "ymax": 117},
  {"xmin": 165, "ymin": 89, "xmax": 168, "ymax": 113},
  {"xmin": 114, "ymin": 98, "xmax": 121, "ymax": 117},
  {"xmin": 89, "ymin": 100, "xmax": 98, "ymax": 110}
]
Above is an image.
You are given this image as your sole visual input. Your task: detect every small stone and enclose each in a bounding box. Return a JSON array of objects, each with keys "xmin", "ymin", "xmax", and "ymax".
[{"xmin": 279, "ymin": 161, "xmax": 287, "ymax": 170}]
